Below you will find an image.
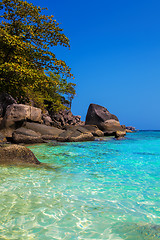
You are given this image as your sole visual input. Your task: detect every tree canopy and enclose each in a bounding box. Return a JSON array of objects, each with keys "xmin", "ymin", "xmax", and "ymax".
[{"xmin": 0, "ymin": 0, "xmax": 75, "ymax": 111}]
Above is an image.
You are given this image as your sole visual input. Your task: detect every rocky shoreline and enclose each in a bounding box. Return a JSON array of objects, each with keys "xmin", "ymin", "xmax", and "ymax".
[{"xmin": 0, "ymin": 93, "xmax": 135, "ymax": 165}]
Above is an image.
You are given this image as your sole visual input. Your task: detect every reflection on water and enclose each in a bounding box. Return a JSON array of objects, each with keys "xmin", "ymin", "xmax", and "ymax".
[{"xmin": 0, "ymin": 131, "xmax": 160, "ymax": 239}]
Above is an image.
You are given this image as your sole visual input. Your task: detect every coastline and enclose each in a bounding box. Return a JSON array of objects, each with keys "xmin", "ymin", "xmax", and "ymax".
[{"xmin": 0, "ymin": 131, "xmax": 159, "ymax": 239}]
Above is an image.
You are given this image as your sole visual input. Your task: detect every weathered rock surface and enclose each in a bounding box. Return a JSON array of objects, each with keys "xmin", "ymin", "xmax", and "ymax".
[
  {"xmin": 42, "ymin": 111, "xmax": 53, "ymax": 126},
  {"xmin": 12, "ymin": 127, "xmax": 43, "ymax": 144},
  {"xmin": 4, "ymin": 104, "xmax": 42, "ymax": 128},
  {"xmin": 84, "ymin": 125, "xmax": 104, "ymax": 137},
  {"xmin": 25, "ymin": 122, "xmax": 64, "ymax": 136},
  {"xmin": 101, "ymin": 119, "xmax": 124, "ymax": 134},
  {"xmin": 50, "ymin": 110, "xmax": 84, "ymax": 129},
  {"xmin": 0, "ymin": 144, "xmax": 40, "ymax": 165},
  {"xmin": 57, "ymin": 125, "xmax": 95, "ymax": 142},
  {"xmin": 0, "ymin": 93, "xmax": 17, "ymax": 118},
  {"xmin": 85, "ymin": 104, "xmax": 125, "ymax": 136},
  {"xmin": 12, "ymin": 122, "xmax": 65, "ymax": 143},
  {"xmin": 0, "ymin": 128, "xmax": 14, "ymax": 139},
  {"xmin": 115, "ymin": 130, "xmax": 126, "ymax": 139}
]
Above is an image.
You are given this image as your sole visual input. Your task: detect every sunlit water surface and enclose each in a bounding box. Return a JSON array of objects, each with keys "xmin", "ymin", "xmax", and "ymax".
[{"xmin": 0, "ymin": 131, "xmax": 160, "ymax": 239}]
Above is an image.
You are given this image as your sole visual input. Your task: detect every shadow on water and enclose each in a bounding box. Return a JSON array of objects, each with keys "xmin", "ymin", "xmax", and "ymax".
[
  {"xmin": 111, "ymin": 222, "xmax": 160, "ymax": 240},
  {"xmin": 0, "ymin": 162, "xmax": 61, "ymax": 172}
]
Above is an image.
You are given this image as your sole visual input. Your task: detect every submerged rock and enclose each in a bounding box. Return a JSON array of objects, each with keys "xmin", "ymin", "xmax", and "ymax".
[
  {"xmin": 112, "ymin": 222, "xmax": 160, "ymax": 240},
  {"xmin": 0, "ymin": 144, "xmax": 41, "ymax": 165}
]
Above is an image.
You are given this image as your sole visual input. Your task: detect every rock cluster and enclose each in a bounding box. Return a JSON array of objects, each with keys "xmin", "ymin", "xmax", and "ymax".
[
  {"xmin": 57, "ymin": 125, "xmax": 95, "ymax": 142},
  {"xmin": 0, "ymin": 93, "xmax": 93, "ymax": 143},
  {"xmin": 85, "ymin": 104, "xmax": 126, "ymax": 138},
  {"xmin": 0, "ymin": 93, "xmax": 134, "ymax": 165},
  {"xmin": 126, "ymin": 126, "xmax": 136, "ymax": 132},
  {"xmin": 0, "ymin": 93, "xmax": 131, "ymax": 144},
  {"xmin": 12, "ymin": 122, "xmax": 64, "ymax": 144},
  {"xmin": 50, "ymin": 110, "xmax": 84, "ymax": 128}
]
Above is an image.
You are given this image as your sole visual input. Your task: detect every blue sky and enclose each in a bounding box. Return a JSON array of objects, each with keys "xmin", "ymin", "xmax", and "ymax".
[{"xmin": 31, "ymin": 0, "xmax": 160, "ymax": 129}]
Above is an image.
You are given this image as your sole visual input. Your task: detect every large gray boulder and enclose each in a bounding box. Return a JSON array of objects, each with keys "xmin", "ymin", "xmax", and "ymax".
[
  {"xmin": 85, "ymin": 104, "xmax": 118, "ymax": 125},
  {"xmin": 85, "ymin": 104, "xmax": 125, "ymax": 136},
  {"xmin": 25, "ymin": 122, "xmax": 64, "ymax": 136},
  {"xmin": 100, "ymin": 119, "xmax": 123, "ymax": 134},
  {"xmin": 12, "ymin": 127, "xmax": 44, "ymax": 144},
  {"xmin": 57, "ymin": 125, "xmax": 94, "ymax": 142},
  {"xmin": 12, "ymin": 123, "xmax": 65, "ymax": 143},
  {"xmin": 4, "ymin": 104, "xmax": 42, "ymax": 128},
  {"xmin": 0, "ymin": 144, "xmax": 41, "ymax": 165}
]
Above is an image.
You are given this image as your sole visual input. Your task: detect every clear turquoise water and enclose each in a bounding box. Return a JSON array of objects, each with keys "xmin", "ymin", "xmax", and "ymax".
[{"xmin": 0, "ymin": 131, "xmax": 160, "ymax": 239}]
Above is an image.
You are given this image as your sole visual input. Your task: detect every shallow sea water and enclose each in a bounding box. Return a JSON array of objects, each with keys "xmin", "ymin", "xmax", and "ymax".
[{"xmin": 0, "ymin": 131, "xmax": 160, "ymax": 239}]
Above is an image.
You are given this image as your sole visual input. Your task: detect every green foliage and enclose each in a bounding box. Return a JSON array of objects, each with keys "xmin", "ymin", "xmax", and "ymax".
[{"xmin": 0, "ymin": 0, "xmax": 75, "ymax": 111}]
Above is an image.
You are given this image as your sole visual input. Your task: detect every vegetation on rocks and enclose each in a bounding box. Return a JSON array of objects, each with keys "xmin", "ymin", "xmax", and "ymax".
[{"xmin": 0, "ymin": 0, "xmax": 75, "ymax": 112}]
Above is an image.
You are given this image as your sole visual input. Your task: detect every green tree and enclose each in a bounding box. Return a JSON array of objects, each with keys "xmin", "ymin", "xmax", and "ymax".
[{"xmin": 0, "ymin": 0, "xmax": 75, "ymax": 111}]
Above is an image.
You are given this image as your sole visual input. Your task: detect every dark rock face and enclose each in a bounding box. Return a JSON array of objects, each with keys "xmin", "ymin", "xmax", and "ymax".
[
  {"xmin": 85, "ymin": 104, "xmax": 119, "ymax": 126},
  {"xmin": 0, "ymin": 93, "xmax": 17, "ymax": 118},
  {"xmin": 57, "ymin": 125, "xmax": 95, "ymax": 142},
  {"xmin": 0, "ymin": 106, "xmax": 3, "ymax": 118},
  {"xmin": 0, "ymin": 144, "xmax": 41, "ymax": 165},
  {"xmin": 51, "ymin": 110, "xmax": 84, "ymax": 129},
  {"xmin": 85, "ymin": 104, "xmax": 125, "ymax": 136}
]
